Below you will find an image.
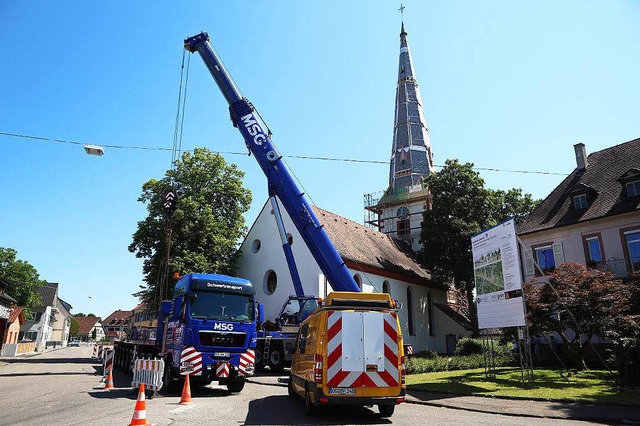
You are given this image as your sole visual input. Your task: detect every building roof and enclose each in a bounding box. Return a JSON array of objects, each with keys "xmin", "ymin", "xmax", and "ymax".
[
  {"xmin": 433, "ymin": 302, "xmax": 473, "ymax": 331},
  {"xmin": 0, "ymin": 290, "xmax": 17, "ymax": 305},
  {"xmin": 132, "ymin": 302, "xmax": 146, "ymax": 312},
  {"xmin": 519, "ymin": 138, "xmax": 640, "ymax": 235},
  {"xmin": 8, "ymin": 305, "xmax": 25, "ymax": 325},
  {"xmin": 75, "ymin": 316, "xmax": 101, "ymax": 335},
  {"xmin": 312, "ymin": 206, "xmax": 444, "ymax": 289},
  {"xmin": 58, "ymin": 298, "xmax": 73, "ymax": 314},
  {"xmin": 103, "ymin": 310, "xmax": 133, "ymax": 326},
  {"xmin": 37, "ymin": 283, "xmax": 58, "ymax": 308}
]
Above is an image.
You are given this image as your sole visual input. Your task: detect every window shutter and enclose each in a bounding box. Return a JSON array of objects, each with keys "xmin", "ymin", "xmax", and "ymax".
[
  {"xmin": 524, "ymin": 248, "xmax": 535, "ymax": 276},
  {"xmin": 553, "ymin": 242, "xmax": 565, "ymax": 266}
]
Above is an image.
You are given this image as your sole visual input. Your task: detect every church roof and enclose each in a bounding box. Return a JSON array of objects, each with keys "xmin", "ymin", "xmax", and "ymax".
[
  {"xmin": 312, "ymin": 206, "xmax": 445, "ymax": 289},
  {"xmin": 388, "ymin": 22, "xmax": 434, "ymax": 195}
]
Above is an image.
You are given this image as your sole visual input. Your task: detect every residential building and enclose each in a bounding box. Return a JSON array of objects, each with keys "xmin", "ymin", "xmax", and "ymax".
[
  {"xmin": 102, "ymin": 309, "xmax": 132, "ymax": 343},
  {"xmin": 75, "ymin": 316, "xmax": 105, "ymax": 342},
  {"xmin": 19, "ymin": 283, "xmax": 71, "ymax": 351},
  {"xmin": 237, "ymin": 202, "xmax": 472, "ymax": 354},
  {"xmin": 0, "ymin": 278, "xmax": 18, "ymax": 349},
  {"xmin": 131, "ymin": 302, "xmax": 157, "ymax": 342},
  {"xmin": 519, "ymin": 138, "xmax": 640, "ymax": 280}
]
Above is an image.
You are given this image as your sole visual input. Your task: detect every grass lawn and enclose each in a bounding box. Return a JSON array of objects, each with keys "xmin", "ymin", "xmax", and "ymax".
[{"xmin": 407, "ymin": 368, "xmax": 640, "ymax": 407}]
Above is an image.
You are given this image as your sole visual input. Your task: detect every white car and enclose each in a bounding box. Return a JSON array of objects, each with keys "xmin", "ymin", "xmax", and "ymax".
[{"xmin": 68, "ymin": 340, "xmax": 81, "ymax": 347}]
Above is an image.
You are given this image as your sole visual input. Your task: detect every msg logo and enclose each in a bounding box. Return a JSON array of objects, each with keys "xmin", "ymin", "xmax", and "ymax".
[{"xmin": 214, "ymin": 323, "xmax": 233, "ymax": 331}]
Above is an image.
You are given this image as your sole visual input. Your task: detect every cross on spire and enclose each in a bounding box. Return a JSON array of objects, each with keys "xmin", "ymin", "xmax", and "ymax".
[{"xmin": 398, "ymin": 3, "xmax": 405, "ymax": 20}]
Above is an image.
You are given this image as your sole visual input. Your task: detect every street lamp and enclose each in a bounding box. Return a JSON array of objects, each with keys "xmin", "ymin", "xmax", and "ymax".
[{"xmin": 84, "ymin": 144, "xmax": 104, "ymax": 156}]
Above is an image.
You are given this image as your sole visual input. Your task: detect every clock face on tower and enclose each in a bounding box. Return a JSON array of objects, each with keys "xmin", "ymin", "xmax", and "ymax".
[{"xmin": 397, "ymin": 206, "xmax": 409, "ymax": 219}]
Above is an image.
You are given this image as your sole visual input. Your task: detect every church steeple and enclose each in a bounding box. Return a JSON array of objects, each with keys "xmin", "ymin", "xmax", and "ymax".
[{"xmin": 389, "ymin": 22, "xmax": 434, "ymax": 191}]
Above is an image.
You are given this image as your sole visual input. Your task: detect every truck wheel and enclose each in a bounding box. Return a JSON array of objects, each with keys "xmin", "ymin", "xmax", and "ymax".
[
  {"xmin": 305, "ymin": 386, "xmax": 317, "ymax": 416},
  {"xmin": 254, "ymin": 349, "xmax": 266, "ymax": 371},
  {"xmin": 162, "ymin": 360, "xmax": 180, "ymax": 393},
  {"xmin": 269, "ymin": 348, "xmax": 285, "ymax": 372},
  {"xmin": 226, "ymin": 378, "xmax": 245, "ymax": 393},
  {"xmin": 378, "ymin": 404, "xmax": 395, "ymax": 418}
]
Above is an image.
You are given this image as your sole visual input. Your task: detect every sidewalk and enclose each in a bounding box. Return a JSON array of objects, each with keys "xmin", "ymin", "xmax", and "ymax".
[{"xmin": 405, "ymin": 389, "xmax": 640, "ymax": 424}]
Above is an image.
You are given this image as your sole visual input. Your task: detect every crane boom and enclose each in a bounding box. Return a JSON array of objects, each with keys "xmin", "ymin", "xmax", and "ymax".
[{"xmin": 185, "ymin": 32, "xmax": 360, "ymax": 293}]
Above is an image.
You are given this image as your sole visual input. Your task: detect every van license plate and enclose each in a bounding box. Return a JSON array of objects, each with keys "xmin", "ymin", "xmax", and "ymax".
[{"xmin": 329, "ymin": 387, "xmax": 355, "ymax": 395}]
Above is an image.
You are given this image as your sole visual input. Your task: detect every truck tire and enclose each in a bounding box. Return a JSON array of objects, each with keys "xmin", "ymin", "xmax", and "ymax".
[
  {"xmin": 162, "ymin": 359, "xmax": 180, "ymax": 393},
  {"xmin": 226, "ymin": 378, "xmax": 245, "ymax": 393},
  {"xmin": 378, "ymin": 404, "xmax": 395, "ymax": 418},
  {"xmin": 268, "ymin": 347, "xmax": 285, "ymax": 372},
  {"xmin": 254, "ymin": 348, "xmax": 266, "ymax": 371}
]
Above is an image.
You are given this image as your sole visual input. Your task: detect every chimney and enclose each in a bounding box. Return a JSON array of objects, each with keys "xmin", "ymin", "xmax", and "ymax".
[{"xmin": 574, "ymin": 143, "xmax": 588, "ymax": 171}]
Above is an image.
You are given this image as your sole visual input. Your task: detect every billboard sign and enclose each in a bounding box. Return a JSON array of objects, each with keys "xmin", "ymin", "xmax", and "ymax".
[{"xmin": 472, "ymin": 218, "xmax": 526, "ymax": 329}]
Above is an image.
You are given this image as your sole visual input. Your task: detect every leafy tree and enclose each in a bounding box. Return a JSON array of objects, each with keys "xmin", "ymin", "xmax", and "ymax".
[
  {"xmin": 129, "ymin": 147, "xmax": 252, "ymax": 310},
  {"xmin": 524, "ymin": 263, "xmax": 618, "ymax": 370},
  {"xmin": 69, "ymin": 317, "xmax": 81, "ymax": 338},
  {"xmin": 73, "ymin": 313, "xmax": 84, "ymax": 317},
  {"xmin": 0, "ymin": 247, "xmax": 46, "ymax": 313},
  {"xmin": 418, "ymin": 160, "xmax": 538, "ymax": 335}
]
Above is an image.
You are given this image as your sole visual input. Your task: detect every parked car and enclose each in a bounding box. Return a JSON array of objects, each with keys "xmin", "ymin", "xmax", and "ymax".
[{"xmin": 69, "ymin": 340, "xmax": 81, "ymax": 347}]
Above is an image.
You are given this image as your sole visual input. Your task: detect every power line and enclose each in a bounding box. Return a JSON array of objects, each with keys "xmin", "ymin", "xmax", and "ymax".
[{"xmin": 0, "ymin": 131, "xmax": 568, "ymax": 176}]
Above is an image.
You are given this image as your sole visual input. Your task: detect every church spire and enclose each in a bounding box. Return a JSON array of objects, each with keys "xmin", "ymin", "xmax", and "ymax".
[{"xmin": 389, "ymin": 21, "xmax": 434, "ymax": 191}]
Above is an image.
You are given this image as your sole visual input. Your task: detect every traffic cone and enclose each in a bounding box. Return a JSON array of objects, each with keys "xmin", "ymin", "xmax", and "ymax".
[
  {"xmin": 179, "ymin": 374, "xmax": 192, "ymax": 405},
  {"xmin": 129, "ymin": 384, "xmax": 149, "ymax": 426},
  {"xmin": 103, "ymin": 366, "xmax": 114, "ymax": 390}
]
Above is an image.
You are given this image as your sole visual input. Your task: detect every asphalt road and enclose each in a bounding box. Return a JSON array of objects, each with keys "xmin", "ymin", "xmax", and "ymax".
[{"xmin": 0, "ymin": 347, "xmax": 599, "ymax": 425}]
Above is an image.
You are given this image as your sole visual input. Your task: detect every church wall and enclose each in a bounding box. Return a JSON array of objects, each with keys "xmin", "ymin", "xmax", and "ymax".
[{"xmin": 238, "ymin": 198, "xmax": 470, "ymax": 353}]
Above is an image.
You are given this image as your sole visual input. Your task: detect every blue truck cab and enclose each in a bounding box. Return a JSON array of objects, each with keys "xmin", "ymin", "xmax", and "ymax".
[{"xmin": 158, "ymin": 273, "xmax": 261, "ymax": 392}]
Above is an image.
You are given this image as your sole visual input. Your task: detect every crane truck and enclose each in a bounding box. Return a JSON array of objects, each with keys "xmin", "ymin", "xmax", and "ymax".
[{"xmin": 183, "ymin": 33, "xmax": 405, "ymax": 416}]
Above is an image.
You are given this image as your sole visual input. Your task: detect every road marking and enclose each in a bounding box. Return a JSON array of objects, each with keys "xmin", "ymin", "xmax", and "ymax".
[{"xmin": 170, "ymin": 404, "xmax": 197, "ymax": 414}]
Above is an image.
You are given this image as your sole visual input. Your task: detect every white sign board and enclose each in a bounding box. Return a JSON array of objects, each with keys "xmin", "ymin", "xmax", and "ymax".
[{"xmin": 472, "ymin": 218, "xmax": 526, "ymax": 329}]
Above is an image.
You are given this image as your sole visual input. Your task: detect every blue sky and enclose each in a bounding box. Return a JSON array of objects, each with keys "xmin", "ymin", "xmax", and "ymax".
[{"xmin": 1, "ymin": 1, "xmax": 639, "ymax": 318}]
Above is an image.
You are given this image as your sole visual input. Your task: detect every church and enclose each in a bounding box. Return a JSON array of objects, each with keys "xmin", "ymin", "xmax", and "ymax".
[{"xmin": 237, "ymin": 22, "xmax": 471, "ymax": 354}]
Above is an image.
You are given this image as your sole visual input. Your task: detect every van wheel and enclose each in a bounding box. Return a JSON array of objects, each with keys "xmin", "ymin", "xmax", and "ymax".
[
  {"xmin": 305, "ymin": 387, "xmax": 317, "ymax": 416},
  {"xmin": 378, "ymin": 404, "xmax": 395, "ymax": 418},
  {"xmin": 269, "ymin": 348, "xmax": 285, "ymax": 372},
  {"xmin": 287, "ymin": 376, "xmax": 297, "ymax": 398}
]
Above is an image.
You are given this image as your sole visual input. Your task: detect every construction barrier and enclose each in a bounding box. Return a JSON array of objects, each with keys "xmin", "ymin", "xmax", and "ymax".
[
  {"xmin": 129, "ymin": 383, "xmax": 149, "ymax": 426},
  {"xmin": 97, "ymin": 345, "xmax": 104, "ymax": 361},
  {"xmin": 132, "ymin": 358, "xmax": 165, "ymax": 392},
  {"xmin": 92, "ymin": 345, "xmax": 97, "ymax": 358},
  {"xmin": 102, "ymin": 348, "xmax": 114, "ymax": 376}
]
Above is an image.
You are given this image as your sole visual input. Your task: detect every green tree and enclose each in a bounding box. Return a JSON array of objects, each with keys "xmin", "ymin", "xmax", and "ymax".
[
  {"xmin": 418, "ymin": 160, "xmax": 538, "ymax": 335},
  {"xmin": 69, "ymin": 317, "xmax": 81, "ymax": 338},
  {"xmin": 129, "ymin": 147, "xmax": 252, "ymax": 310},
  {"xmin": 0, "ymin": 247, "xmax": 46, "ymax": 313}
]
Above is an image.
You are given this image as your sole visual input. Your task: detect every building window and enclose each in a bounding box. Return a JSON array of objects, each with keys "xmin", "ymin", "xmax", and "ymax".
[
  {"xmin": 264, "ymin": 270, "xmax": 277, "ymax": 295},
  {"xmin": 407, "ymin": 287, "xmax": 415, "ymax": 336},
  {"xmin": 397, "ymin": 218, "xmax": 410, "ymax": 237},
  {"xmin": 624, "ymin": 230, "xmax": 640, "ymax": 272},
  {"xmin": 573, "ymin": 194, "xmax": 588, "ymax": 210},
  {"xmin": 251, "ymin": 239, "xmax": 261, "ymax": 253},
  {"xmin": 382, "ymin": 281, "xmax": 390, "ymax": 294},
  {"xmin": 534, "ymin": 244, "xmax": 555, "ymax": 273},
  {"xmin": 626, "ymin": 180, "xmax": 640, "ymax": 197},
  {"xmin": 583, "ymin": 234, "xmax": 604, "ymax": 269}
]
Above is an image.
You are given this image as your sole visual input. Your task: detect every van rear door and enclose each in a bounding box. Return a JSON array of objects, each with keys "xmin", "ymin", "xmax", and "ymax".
[{"xmin": 325, "ymin": 311, "xmax": 400, "ymax": 396}]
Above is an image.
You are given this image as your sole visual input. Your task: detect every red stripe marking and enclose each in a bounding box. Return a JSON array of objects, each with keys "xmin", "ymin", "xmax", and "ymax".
[
  {"xmin": 326, "ymin": 343, "xmax": 342, "ymax": 369},
  {"xmin": 384, "ymin": 344, "xmax": 398, "ymax": 367},
  {"xmin": 352, "ymin": 373, "xmax": 377, "ymax": 388},
  {"xmin": 384, "ymin": 319, "xmax": 397, "ymax": 341},
  {"xmin": 326, "ymin": 316, "xmax": 342, "ymax": 342},
  {"xmin": 327, "ymin": 370, "xmax": 350, "ymax": 387},
  {"xmin": 377, "ymin": 370, "xmax": 399, "ymax": 387}
]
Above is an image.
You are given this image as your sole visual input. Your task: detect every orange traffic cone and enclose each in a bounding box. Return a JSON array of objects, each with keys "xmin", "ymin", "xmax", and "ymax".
[
  {"xmin": 179, "ymin": 374, "xmax": 192, "ymax": 405},
  {"xmin": 103, "ymin": 366, "xmax": 114, "ymax": 390},
  {"xmin": 129, "ymin": 384, "xmax": 149, "ymax": 426}
]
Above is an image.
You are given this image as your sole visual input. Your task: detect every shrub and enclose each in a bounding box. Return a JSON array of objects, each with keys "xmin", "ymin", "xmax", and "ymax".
[{"xmin": 454, "ymin": 338, "xmax": 483, "ymax": 356}]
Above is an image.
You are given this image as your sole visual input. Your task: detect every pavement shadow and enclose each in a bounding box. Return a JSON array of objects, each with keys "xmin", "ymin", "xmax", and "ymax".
[
  {"xmin": 1, "ymin": 357, "xmax": 96, "ymax": 365},
  {"xmin": 0, "ymin": 371, "xmax": 96, "ymax": 378},
  {"xmin": 244, "ymin": 395, "xmax": 392, "ymax": 425}
]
